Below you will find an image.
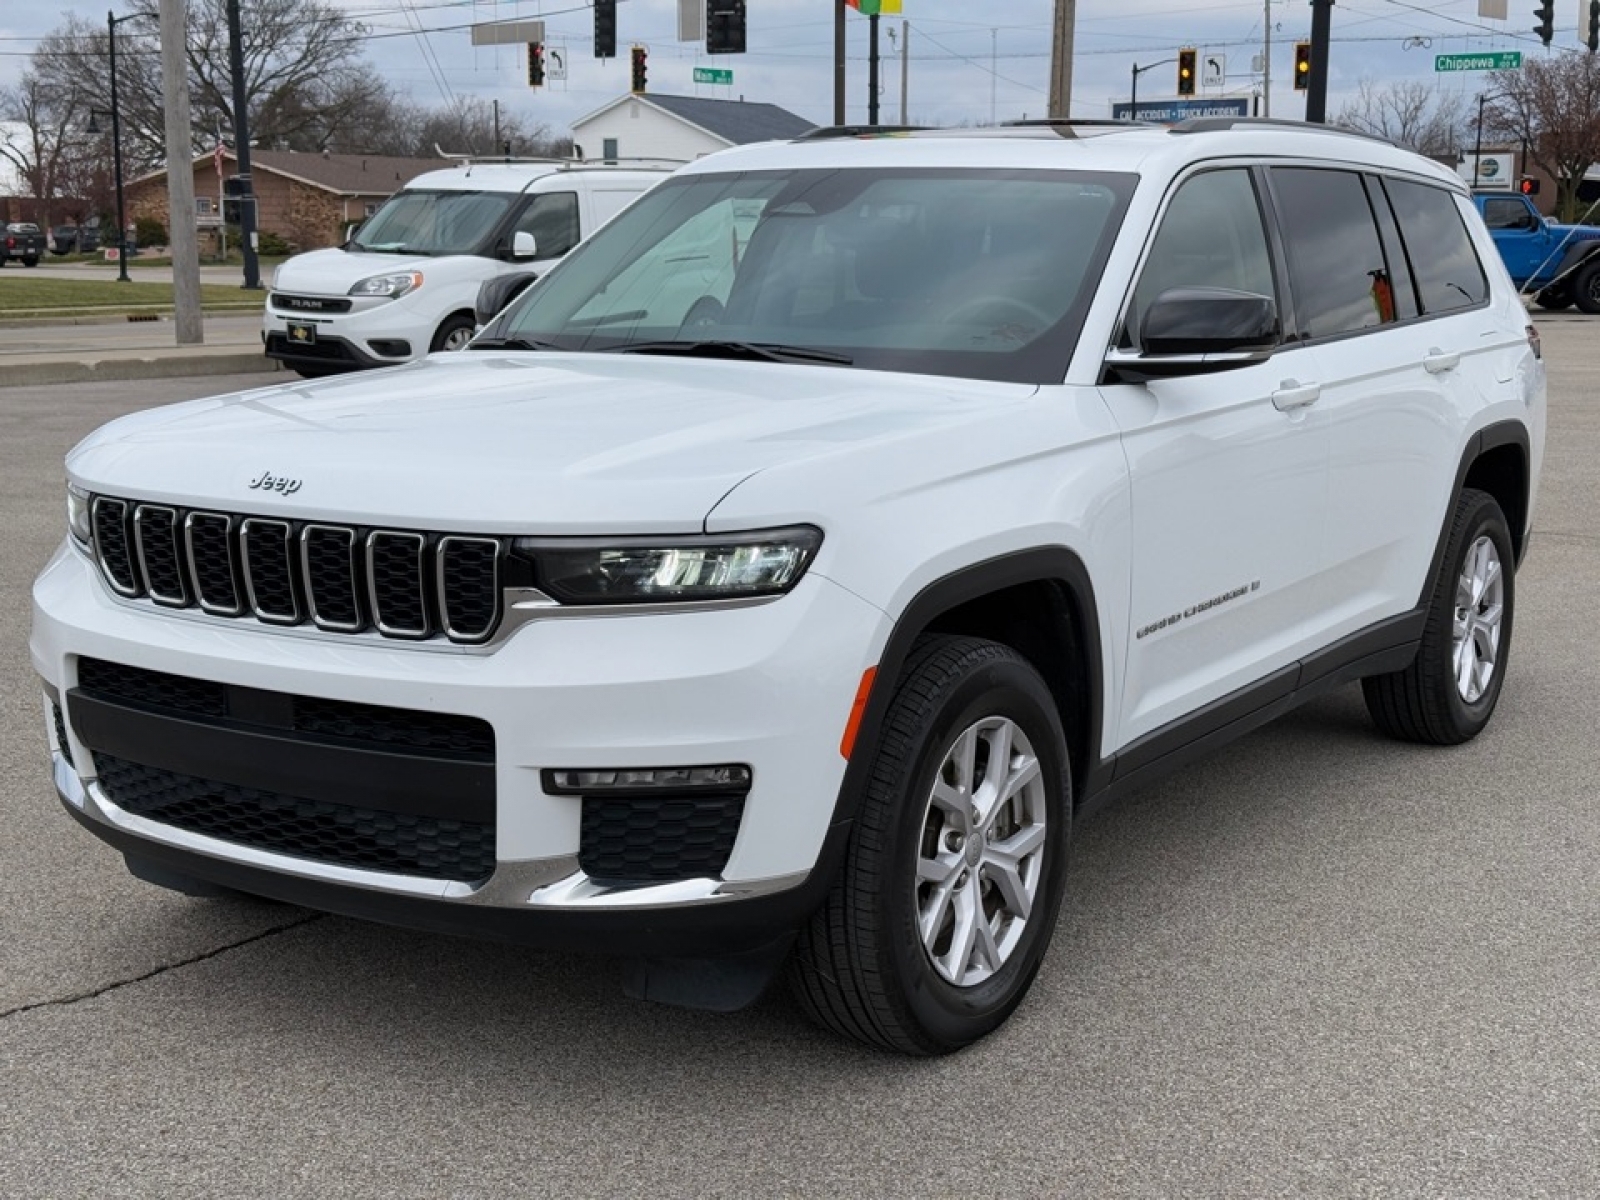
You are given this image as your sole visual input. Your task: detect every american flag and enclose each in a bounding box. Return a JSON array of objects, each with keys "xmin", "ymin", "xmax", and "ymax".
[{"xmin": 214, "ymin": 143, "xmax": 226, "ymax": 179}]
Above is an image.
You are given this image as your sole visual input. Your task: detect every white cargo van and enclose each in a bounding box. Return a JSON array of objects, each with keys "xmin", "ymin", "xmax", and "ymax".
[{"xmin": 263, "ymin": 161, "xmax": 670, "ymax": 376}]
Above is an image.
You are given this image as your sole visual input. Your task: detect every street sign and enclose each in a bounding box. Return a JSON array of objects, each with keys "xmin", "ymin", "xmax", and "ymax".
[
  {"xmin": 547, "ymin": 45, "xmax": 568, "ymax": 81},
  {"xmin": 693, "ymin": 67, "xmax": 734, "ymax": 84},
  {"xmin": 1202, "ymin": 54, "xmax": 1226, "ymax": 88},
  {"xmin": 1110, "ymin": 97, "xmax": 1249, "ymax": 124},
  {"xmin": 1434, "ymin": 51, "xmax": 1522, "ymax": 71}
]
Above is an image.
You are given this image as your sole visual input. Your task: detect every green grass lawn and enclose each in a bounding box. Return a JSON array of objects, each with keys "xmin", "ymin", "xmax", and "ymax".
[{"xmin": 0, "ymin": 276, "xmax": 264, "ymax": 317}]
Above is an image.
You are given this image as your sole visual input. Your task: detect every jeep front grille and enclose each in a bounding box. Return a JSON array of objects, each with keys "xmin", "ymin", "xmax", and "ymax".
[{"xmin": 88, "ymin": 496, "xmax": 503, "ymax": 644}]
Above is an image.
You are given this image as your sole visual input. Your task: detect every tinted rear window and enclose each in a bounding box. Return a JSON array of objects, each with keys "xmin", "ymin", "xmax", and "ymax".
[
  {"xmin": 1270, "ymin": 168, "xmax": 1395, "ymax": 340},
  {"xmin": 1383, "ymin": 180, "xmax": 1489, "ymax": 314}
]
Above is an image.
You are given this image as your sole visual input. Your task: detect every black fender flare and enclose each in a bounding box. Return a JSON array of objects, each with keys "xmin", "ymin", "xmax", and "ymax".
[{"xmin": 1416, "ymin": 420, "xmax": 1532, "ymax": 605}]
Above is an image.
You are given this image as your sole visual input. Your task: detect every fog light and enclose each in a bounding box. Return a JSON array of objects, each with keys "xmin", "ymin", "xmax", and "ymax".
[{"xmin": 544, "ymin": 765, "xmax": 752, "ymax": 794}]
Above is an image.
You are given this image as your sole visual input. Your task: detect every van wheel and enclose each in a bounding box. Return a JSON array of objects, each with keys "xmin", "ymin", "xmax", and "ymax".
[
  {"xmin": 1363, "ymin": 488, "xmax": 1514, "ymax": 745},
  {"xmin": 431, "ymin": 314, "xmax": 476, "ymax": 352},
  {"xmin": 789, "ymin": 636, "xmax": 1072, "ymax": 1055},
  {"xmin": 1572, "ymin": 261, "xmax": 1600, "ymax": 315}
]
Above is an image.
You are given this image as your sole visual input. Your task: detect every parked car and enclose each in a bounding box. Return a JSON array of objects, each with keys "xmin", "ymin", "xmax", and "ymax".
[
  {"xmin": 263, "ymin": 160, "xmax": 672, "ymax": 377},
  {"xmin": 1, "ymin": 222, "xmax": 45, "ymax": 266},
  {"xmin": 35, "ymin": 119, "xmax": 1544, "ymax": 1054},
  {"xmin": 1474, "ymin": 190, "xmax": 1600, "ymax": 312}
]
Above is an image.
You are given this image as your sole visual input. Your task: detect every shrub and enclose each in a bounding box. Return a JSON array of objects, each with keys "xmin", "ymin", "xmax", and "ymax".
[
  {"xmin": 133, "ymin": 215, "xmax": 168, "ymax": 247},
  {"xmin": 257, "ymin": 229, "xmax": 293, "ymax": 257}
]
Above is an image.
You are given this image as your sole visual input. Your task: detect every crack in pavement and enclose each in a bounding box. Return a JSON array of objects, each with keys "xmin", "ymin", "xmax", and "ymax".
[{"xmin": 0, "ymin": 912, "xmax": 325, "ymax": 1022}]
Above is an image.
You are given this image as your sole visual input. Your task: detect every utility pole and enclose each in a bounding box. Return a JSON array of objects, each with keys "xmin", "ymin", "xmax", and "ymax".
[
  {"xmin": 1261, "ymin": 0, "xmax": 1272, "ymax": 118},
  {"xmin": 834, "ymin": 0, "xmax": 846, "ymax": 125},
  {"xmin": 1047, "ymin": 0, "xmax": 1075, "ymax": 118},
  {"xmin": 900, "ymin": 21, "xmax": 909, "ymax": 124},
  {"xmin": 1305, "ymin": 0, "xmax": 1333, "ymax": 124},
  {"xmin": 868, "ymin": 13, "xmax": 881, "ymax": 125},
  {"xmin": 160, "ymin": 0, "xmax": 202, "ymax": 343},
  {"xmin": 226, "ymin": 0, "xmax": 262, "ymax": 289}
]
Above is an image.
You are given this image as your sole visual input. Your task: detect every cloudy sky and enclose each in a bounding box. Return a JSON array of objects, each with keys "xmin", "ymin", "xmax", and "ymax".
[{"xmin": 1, "ymin": 0, "xmax": 1587, "ymax": 150}]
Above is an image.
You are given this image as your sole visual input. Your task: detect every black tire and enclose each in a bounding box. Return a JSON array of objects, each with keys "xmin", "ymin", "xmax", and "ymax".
[
  {"xmin": 430, "ymin": 313, "xmax": 476, "ymax": 353},
  {"xmin": 1534, "ymin": 286, "xmax": 1572, "ymax": 311},
  {"xmin": 1572, "ymin": 260, "xmax": 1600, "ymax": 315},
  {"xmin": 22, "ymin": 256, "xmax": 39, "ymax": 267},
  {"xmin": 790, "ymin": 635, "xmax": 1072, "ymax": 1055},
  {"xmin": 1363, "ymin": 488, "xmax": 1515, "ymax": 745}
]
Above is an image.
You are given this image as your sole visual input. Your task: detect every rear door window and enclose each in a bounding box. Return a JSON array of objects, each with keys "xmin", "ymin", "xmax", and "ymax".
[
  {"xmin": 1382, "ymin": 180, "xmax": 1489, "ymax": 314},
  {"xmin": 1269, "ymin": 167, "xmax": 1397, "ymax": 339}
]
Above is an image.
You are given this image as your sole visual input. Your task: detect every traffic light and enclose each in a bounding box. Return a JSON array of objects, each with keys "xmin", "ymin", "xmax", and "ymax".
[
  {"xmin": 1293, "ymin": 41, "xmax": 1312, "ymax": 91},
  {"xmin": 1588, "ymin": 0, "xmax": 1598, "ymax": 53},
  {"xmin": 594, "ymin": 0, "xmax": 616, "ymax": 59},
  {"xmin": 1176, "ymin": 48, "xmax": 1196, "ymax": 97},
  {"xmin": 1520, "ymin": 176, "xmax": 1541, "ymax": 196},
  {"xmin": 630, "ymin": 44, "xmax": 648, "ymax": 93},
  {"xmin": 222, "ymin": 175, "xmax": 244, "ymax": 224},
  {"xmin": 707, "ymin": 0, "xmax": 747, "ymax": 55},
  {"xmin": 527, "ymin": 41, "xmax": 544, "ymax": 87},
  {"xmin": 1533, "ymin": 0, "xmax": 1554, "ymax": 46}
]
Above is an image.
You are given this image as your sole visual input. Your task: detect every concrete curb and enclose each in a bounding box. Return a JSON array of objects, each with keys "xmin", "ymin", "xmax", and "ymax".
[{"xmin": 1, "ymin": 352, "xmax": 284, "ymax": 389}]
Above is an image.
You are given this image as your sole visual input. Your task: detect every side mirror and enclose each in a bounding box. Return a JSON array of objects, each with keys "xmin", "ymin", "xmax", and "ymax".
[
  {"xmin": 511, "ymin": 230, "xmax": 538, "ymax": 260},
  {"xmin": 1106, "ymin": 287, "xmax": 1279, "ymax": 381},
  {"xmin": 475, "ymin": 271, "xmax": 540, "ymax": 327}
]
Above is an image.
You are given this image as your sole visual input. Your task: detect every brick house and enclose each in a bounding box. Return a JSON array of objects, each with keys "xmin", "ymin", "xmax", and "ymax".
[{"xmin": 127, "ymin": 149, "xmax": 445, "ymax": 251}]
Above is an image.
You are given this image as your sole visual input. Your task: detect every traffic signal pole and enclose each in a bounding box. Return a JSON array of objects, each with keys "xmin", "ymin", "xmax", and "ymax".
[
  {"xmin": 225, "ymin": 0, "xmax": 262, "ymax": 289},
  {"xmin": 1305, "ymin": 0, "xmax": 1333, "ymax": 123}
]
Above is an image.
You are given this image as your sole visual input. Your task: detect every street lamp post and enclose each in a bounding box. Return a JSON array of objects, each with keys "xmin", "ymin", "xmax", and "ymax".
[
  {"xmin": 1130, "ymin": 57, "xmax": 1177, "ymax": 121},
  {"xmin": 91, "ymin": 10, "xmax": 137, "ymax": 282}
]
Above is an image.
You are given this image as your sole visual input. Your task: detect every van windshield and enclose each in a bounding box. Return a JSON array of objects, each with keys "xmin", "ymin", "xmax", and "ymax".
[
  {"xmin": 486, "ymin": 167, "xmax": 1134, "ymax": 384},
  {"xmin": 352, "ymin": 190, "xmax": 515, "ymax": 256}
]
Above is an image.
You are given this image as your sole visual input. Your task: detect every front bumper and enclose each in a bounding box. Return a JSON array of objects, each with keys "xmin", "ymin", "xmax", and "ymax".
[
  {"xmin": 35, "ymin": 541, "xmax": 886, "ymax": 954},
  {"xmin": 264, "ymin": 294, "xmax": 433, "ymax": 371}
]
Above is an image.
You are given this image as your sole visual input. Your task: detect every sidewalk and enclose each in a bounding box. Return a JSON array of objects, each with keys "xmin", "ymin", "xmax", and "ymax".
[{"xmin": 0, "ymin": 313, "xmax": 282, "ymax": 388}]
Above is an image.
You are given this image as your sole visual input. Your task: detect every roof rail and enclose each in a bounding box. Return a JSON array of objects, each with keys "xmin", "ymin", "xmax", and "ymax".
[
  {"xmin": 1002, "ymin": 118, "xmax": 1154, "ymax": 131},
  {"xmin": 796, "ymin": 124, "xmax": 933, "ymax": 139},
  {"xmin": 1167, "ymin": 117, "xmax": 1397, "ymax": 148}
]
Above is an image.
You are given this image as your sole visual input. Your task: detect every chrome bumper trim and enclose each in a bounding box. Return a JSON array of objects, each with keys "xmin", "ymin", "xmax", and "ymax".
[{"xmin": 53, "ymin": 755, "xmax": 807, "ymax": 911}]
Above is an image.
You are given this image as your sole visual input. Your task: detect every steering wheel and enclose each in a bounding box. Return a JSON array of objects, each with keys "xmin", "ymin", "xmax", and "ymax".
[{"xmin": 942, "ymin": 295, "xmax": 1051, "ymax": 329}]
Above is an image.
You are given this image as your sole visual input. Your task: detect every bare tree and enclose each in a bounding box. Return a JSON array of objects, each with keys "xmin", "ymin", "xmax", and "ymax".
[
  {"xmin": 0, "ymin": 70, "xmax": 107, "ymax": 227},
  {"xmin": 1484, "ymin": 53, "xmax": 1600, "ymax": 223},
  {"xmin": 1335, "ymin": 78, "xmax": 1469, "ymax": 156},
  {"xmin": 407, "ymin": 98, "xmax": 570, "ymax": 161}
]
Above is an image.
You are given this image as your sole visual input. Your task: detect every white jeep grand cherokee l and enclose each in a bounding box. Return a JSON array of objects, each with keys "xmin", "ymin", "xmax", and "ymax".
[{"xmin": 34, "ymin": 119, "xmax": 1544, "ymax": 1054}]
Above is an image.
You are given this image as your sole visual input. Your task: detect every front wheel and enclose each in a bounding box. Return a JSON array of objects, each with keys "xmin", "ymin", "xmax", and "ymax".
[
  {"xmin": 790, "ymin": 636, "xmax": 1072, "ymax": 1055},
  {"xmin": 22, "ymin": 256, "xmax": 39, "ymax": 268},
  {"xmin": 1571, "ymin": 260, "xmax": 1600, "ymax": 315},
  {"xmin": 1363, "ymin": 488, "xmax": 1515, "ymax": 744},
  {"xmin": 431, "ymin": 313, "xmax": 476, "ymax": 352},
  {"xmin": 1534, "ymin": 285, "xmax": 1572, "ymax": 311}
]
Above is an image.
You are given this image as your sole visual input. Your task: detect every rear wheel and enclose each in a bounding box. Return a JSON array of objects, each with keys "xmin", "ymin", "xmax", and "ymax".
[
  {"xmin": 22, "ymin": 256, "xmax": 39, "ymax": 267},
  {"xmin": 1363, "ymin": 488, "xmax": 1514, "ymax": 744},
  {"xmin": 1574, "ymin": 260, "xmax": 1600, "ymax": 315},
  {"xmin": 431, "ymin": 313, "xmax": 476, "ymax": 352},
  {"xmin": 790, "ymin": 636, "xmax": 1072, "ymax": 1055}
]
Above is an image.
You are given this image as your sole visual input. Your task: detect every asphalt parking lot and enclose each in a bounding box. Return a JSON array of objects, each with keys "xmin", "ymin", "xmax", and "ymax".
[{"xmin": 2, "ymin": 320, "xmax": 1597, "ymax": 1197}]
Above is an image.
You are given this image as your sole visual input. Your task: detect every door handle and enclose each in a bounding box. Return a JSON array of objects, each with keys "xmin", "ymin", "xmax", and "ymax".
[
  {"xmin": 1423, "ymin": 348, "xmax": 1461, "ymax": 374},
  {"xmin": 1271, "ymin": 379, "xmax": 1321, "ymax": 412}
]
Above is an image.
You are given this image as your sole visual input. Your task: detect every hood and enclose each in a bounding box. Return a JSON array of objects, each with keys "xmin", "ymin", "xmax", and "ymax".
[
  {"xmin": 272, "ymin": 246, "xmax": 437, "ymax": 294},
  {"xmin": 66, "ymin": 353, "xmax": 1038, "ymax": 534}
]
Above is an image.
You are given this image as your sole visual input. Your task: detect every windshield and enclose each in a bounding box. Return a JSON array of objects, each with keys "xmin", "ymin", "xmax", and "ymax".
[
  {"xmin": 352, "ymin": 189, "xmax": 515, "ymax": 256},
  {"xmin": 486, "ymin": 167, "xmax": 1135, "ymax": 383}
]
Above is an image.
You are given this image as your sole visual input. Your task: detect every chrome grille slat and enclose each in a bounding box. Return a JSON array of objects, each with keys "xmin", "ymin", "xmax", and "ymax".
[
  {"xmin": 241, "ymin": 518, "xmax": 301, "ymax": 624},
  {"xmin": 185, "ymin": 512, "xmax": 244, "ymax": 616},
  {"xmin": 438, "ymin": 537, "xmax": 502, "ymax": 643},
  {"xmin": 133, "ymin": 505, "xmax": 188, "ymax": 607},
  {"xmin": 86, "ymin": 495, "xmax": 502, "ymax": 645},
  {"xmin": 367, "ymin": 532, "xmax": 431, "ymax": 638},
  {"xmin": 302, "ymin": 525, "xmax": 364, "ymax": 632},
  {"xmin": 91, "ymin": 497, "xmax": 141, "ymax": 597}
]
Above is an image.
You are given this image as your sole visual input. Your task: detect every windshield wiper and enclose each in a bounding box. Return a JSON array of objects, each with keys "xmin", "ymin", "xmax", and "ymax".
[
  {"xmin": 469, "ymin": 336, "xmax": 563, "ymax": 352},
  {"xmin": 612, "ymin": 340, "xmax": 853, "ymax": 366}
]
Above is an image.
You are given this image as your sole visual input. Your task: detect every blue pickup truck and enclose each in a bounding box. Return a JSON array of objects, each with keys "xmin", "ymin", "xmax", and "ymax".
[{"xmin": 1474, "ymin": 191, "xmax": 1600, "ymax": 313}]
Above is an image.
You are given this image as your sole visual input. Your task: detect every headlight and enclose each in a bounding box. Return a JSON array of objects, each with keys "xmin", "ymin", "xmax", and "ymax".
[
  {"xmin": 67, "ymin": 484, "xmax": 91, "ymax": 548},
  {"xmin": 514, "ymin": 527, "xmax": 822, "ymax": 605},
  {"xmin": 349, "ymin": 271, "xmax": 422, "ymax": 299}
]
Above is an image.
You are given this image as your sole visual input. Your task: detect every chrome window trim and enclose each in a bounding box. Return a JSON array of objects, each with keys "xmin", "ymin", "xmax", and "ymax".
[
  {"xmin": 366, "ymin": 530, "xmax": 430, "ymax": 638},
  {"xmin": 133, "ymin": 504, "xmax": 189, "ymax": 608},
  {"xmin": 240, "ymin": 517, "xmax": 302, "ymax": 624},
  {"xmin": 183, "ymin": 511, "xmax": 244, "ymax": 616},
  {"xmin": 301, "ymin": 524, "xmax": 365, "ymax": 633},
  {"xmin": 90, "ymin": 496, "xmax": 142, "ymax": 598},
  {"xmin": 437, "ymin": 536, "xmax": 502, "ymax": 644}
]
